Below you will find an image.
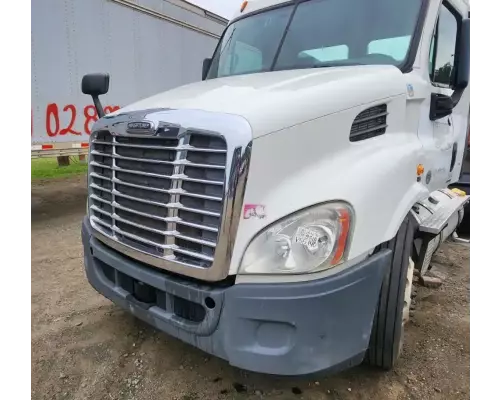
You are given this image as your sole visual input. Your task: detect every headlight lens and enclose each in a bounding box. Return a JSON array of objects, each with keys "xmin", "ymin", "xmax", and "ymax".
[{"xmin": 239, "ymin": 202, "xmax": 353, "ymax": 274}]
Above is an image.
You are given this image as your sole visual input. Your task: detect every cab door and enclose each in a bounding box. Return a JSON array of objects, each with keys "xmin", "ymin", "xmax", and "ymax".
[{"xmin": 427, "ymin": 1, "xmax": 469, "ymax": 188}]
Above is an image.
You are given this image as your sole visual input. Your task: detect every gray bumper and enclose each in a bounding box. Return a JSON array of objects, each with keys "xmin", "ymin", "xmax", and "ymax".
[{"xmin": 82, "ymin": 217, "xmax": 391, "ymax": 376}]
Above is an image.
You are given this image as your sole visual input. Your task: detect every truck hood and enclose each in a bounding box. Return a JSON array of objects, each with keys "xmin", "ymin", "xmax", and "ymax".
[{"xmin": 115, "ymin": 65, "xmax": 407, "ymax": 138}]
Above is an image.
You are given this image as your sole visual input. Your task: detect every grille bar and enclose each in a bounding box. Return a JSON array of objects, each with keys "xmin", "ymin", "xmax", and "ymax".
[
  {"xmin": 113, "ymin": 191, "xmax": 221, "ymax": 217},
  {"xmin": 89, "ymin": 130, "xmax": 227, "ymax": 268},
  {"xmin": 91, "ymin": 217, "xmax": 215, "ymax": 263},
  {"xmin": 92, "ymin": 140, "xmax": 227, "ymax": 153},
  {"xmin": 108, "ymin": 212, "xmax": 216, "ymax": 245},
  {"xmin": 92, "ymin": 162, "xmax": 224, "ymax": 186},
  {"xmin": 107, "ymin": 164, "xmax": 173, "ymax": 179},
  {"xmin": 90, "ymin": 172, "xmax": 222, "ymax": 201},
  {"xmin": 90, "ymin": 182, "xmax": 111, "ymax": 193},
  {"xmin": 112, "ymin": 214, "xmax": 217, "ymax": 248},
  {"xmin": 90, "ymin": 161, "xmax": 112, "ymax": 170},
  {"xmin": 90, "ymin": 193, "xmax": 112, "ymax": 205},
  {"xmin": 92, "ymin": 201, "xmax": 219, "ymax": 235},
  {"xmin": 114, "ymin": 180, "xmax": 223, "ymax": 202},
  {"xmin": 89, "ymin": 172, "xmax": 111, "ymax": 181},
  {"xmin": 91, "ymin": 150, "xmax": 225, "ymax": 169},
  {"xmin": 90, "ymin": 205, "xmax": 112, "ymax": 217}
]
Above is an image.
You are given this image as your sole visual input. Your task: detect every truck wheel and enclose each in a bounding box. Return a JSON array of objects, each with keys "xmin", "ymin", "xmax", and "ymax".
[{"xmin": 365, "ymin": 215, "xmax": 416, "ymax": 369}]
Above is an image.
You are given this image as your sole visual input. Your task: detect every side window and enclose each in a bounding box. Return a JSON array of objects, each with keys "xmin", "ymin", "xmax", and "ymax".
[
  {"xmin": 429, "ymin": 4, "xmax": 459, "ymax": 87},
  {"xmin": 368, "ymin": 36, "xmax": 411, "ymax": 62},
  {"xmin": 429, "ymin": 34, "xmax": 435, "ymax": 74}
]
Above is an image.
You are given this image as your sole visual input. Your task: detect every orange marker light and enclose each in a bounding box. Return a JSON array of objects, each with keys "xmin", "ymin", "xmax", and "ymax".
[
  {"xmin": 240, "ymin": 1, "xmax": 248, "ymax": 12},
  {"xmin": 417, "ymin": 164, "xmax": 425, "ymax": 176},
  {"xmin": 331, "ymin": 209, "xmax": 350, "ymax": 265}
]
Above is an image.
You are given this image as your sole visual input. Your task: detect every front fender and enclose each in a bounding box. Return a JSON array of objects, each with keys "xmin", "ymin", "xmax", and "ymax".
[{"xmin": 228, "ymin": 100, "xmax": 429, "ymax": 274}]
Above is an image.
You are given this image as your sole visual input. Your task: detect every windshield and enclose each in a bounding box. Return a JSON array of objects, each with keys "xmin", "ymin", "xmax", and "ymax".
[{"xmin": 207, "ymin": 0, "xmax": 423, "ymax": 79}]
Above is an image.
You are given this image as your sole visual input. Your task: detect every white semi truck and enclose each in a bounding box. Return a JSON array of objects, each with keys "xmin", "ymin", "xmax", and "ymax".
[{"xmin": 81, "ymin": 0, "xmax": 470, "ymax": 376}]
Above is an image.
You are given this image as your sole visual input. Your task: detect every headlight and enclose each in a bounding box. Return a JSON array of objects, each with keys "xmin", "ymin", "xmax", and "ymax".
[{"xmin": 239, "ymin": 202, "xmax": 353, "ymax": 275}]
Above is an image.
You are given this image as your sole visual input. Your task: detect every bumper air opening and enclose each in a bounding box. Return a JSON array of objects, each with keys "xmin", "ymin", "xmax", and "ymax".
[
  {"xmin": 132, "ymin": 280, "xmax": 157, "ymax": 304},
  {"xmin": 172, "ymin": 296, "xmax": 206, "ymax": 322}
]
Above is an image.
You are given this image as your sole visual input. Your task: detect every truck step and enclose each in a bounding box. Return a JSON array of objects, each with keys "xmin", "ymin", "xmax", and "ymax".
[
  {"xmin": 419, "ymin": 193, "xmax": 470, "ymax": 234},
  {"xmin": 416, "ymin": 233, "xmax": 441, "ymax": 276}
]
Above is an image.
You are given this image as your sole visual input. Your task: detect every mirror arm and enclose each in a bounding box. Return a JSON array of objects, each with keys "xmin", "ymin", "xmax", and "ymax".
[
  {"xmin": 81, "ymin": 73, "xmax": 110, "ymax": 118},
  {"xmin": 451, "ymin": 86, "xmax": 465, "ymax": 108},
  {"xmin": 92, "ymin": 94, "xmax": 105, "ymax": 118}
]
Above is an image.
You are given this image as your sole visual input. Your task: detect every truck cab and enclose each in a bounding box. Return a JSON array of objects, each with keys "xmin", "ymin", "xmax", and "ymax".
[{"xmin": 81, "ymin": 0, "xmax": 470, "ymax": 376}]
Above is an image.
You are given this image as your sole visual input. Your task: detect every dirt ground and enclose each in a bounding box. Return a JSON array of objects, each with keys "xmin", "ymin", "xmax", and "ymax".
[{"xmin": 32, "ymin": 175, "xmax": 470, "ymax": 400}]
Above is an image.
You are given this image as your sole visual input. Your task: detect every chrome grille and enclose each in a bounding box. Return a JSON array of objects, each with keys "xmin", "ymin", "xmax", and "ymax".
[{"xmin": 88, "ymin": 130, "xmax": 227, "ymax": 269}]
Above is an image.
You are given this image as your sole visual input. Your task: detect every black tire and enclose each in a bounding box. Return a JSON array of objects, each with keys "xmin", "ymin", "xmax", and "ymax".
[
  {"xmin": 365, "ymin": 214, "xmax": 417, "ymax": 369},
  {"xmin": 456, "ymin": 203, "xmax": 470, "ymax": 236}
]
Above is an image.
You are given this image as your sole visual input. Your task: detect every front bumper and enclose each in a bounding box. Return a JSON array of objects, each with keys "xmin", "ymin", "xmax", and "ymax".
[{"xmin": 82, "ymin": 217, "xmax": 390, "ymax": 376}]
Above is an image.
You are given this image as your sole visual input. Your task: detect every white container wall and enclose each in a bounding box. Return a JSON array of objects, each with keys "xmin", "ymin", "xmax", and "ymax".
[{"xmin": 31, "ymin": 0, "xmax": 226, "ymax": 147}]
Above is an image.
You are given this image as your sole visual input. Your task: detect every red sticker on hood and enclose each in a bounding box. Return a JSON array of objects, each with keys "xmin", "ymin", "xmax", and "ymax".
[{"xmin": 243, "ymin": 204, "xmax": 266, "ymax": 219}]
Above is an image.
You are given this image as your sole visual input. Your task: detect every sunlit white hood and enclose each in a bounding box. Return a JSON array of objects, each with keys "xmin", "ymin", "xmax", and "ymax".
[{"xmin": 115, "ymin": 65, "xmax": 407, "ymax": 138}]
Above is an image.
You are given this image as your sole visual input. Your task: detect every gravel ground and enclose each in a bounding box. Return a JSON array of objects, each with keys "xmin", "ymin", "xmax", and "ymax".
[{"xmin": 32, "ymin": 175, "xmax": 470, "ymax": 400}]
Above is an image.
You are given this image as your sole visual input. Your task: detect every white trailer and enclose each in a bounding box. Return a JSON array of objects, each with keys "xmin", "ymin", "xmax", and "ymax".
[{"xmin": 31, "ymin": 0, "xmax": 226, "ymax": 158}]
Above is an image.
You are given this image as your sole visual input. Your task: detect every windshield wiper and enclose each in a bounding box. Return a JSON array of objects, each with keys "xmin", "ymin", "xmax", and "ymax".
[
  {"xmin": 273, "ymin": 61, "xmax": 365, "ymax": 72},
  {"xmin": 311, "ymin": 61, "xmax": 365, "ymax": 68}
]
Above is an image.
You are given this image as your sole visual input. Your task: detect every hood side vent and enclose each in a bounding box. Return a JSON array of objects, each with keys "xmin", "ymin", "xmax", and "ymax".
[{"xmin": 350, "ymin": 104, "xmax": 388, "ymax": 142}]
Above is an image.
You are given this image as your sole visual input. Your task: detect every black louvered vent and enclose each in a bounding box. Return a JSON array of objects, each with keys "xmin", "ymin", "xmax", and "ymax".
[{"xmin": 350, "ymin": 104, "xmax": 388, "ymax": 142}]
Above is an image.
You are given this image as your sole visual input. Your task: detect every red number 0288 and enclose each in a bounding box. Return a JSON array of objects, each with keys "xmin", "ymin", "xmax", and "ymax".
[{"xmin": 43, "ymin": 103, "xmax": 120, "ymax": 137}]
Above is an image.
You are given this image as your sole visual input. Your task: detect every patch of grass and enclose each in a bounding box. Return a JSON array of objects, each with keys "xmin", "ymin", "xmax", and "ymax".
[{"xmin": 31, "ymin": 157, "xmax": 88, "ymax": 180}]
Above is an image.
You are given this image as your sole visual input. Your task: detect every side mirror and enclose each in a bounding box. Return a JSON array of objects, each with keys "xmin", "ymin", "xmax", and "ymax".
[
  {"xmin": 82, "ymin": 73, "xmax": 109, "ymax": 96},
  {"xmin": 430, "ymin": 18, "xmax": 470, "ymax": 121},
  {"xmin": 454, "ymin": 19, "xmax": 470, "ymax": 90},
  {"xmin": 81, "ymin": 73, "xmax": 109, "ymax": 118},
  {"xmin": 202, "ymin": 58, "xmax": 212, "ymax": 80}
]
